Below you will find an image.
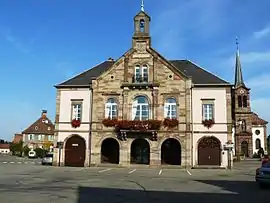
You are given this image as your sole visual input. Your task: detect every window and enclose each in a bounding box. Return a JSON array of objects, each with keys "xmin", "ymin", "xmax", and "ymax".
[
  {"xmin": 164, "ymin": 98, "xmax": 177, "ymax": 119},
  {"xmin": 255, "ymin": 139, "xmax": 261, "ymax": 149},
  {"xmin": 255, "ymin": 130, "xmax": 260, "ymax": 135},
  {"xmin": 105, "ymin": 98, "xmax": 118, "ymax": 119},
  {"xmin": 238, "ymin": 96, "xmax": 242, "ymax": 107},
  {"xmin": 132, "ymin": 96, "xmax": 149, "ymax": 120},
  {"xmin": 243, "ymin": 96, "xmax": 247, "ymax": 107},
  {"xmin": 202, "ymin": 102, "xmax": 214, "ymax": 120},
  {"xmin": 134, "ymin": 65, "xmax": 148, "ymax": 82},
  {"xmin": 28, "ymin": 134, "xmax": 34, "ymax": 140},
  {"xmin": 71, "ymin": 102, "xmax": 82, "ymax": 120},
  {"xmin": 140, "ymin": 19, "xmax": 145, "ymax": 32},
  {"xmin": 48, "ymin": 135, "xmax": 54, "ymax": 141}
]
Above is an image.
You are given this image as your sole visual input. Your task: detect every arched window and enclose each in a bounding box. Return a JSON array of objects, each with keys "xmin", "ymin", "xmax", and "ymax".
[
  {"xmin": 132, "ymin": 96, "xmax": 149, "ymax": 120},
  {"xmin": 134, "ymin": 65, "xmax": 148, "ymax": 83},
  {"xmin": 164, "ymin": 98, "xmax": 177, "ymax": 119},
  {"xmin": 140, "ymin": 19, "xmax": 145, "ymax": 32},
  {"xmin": 105, "ymin": 98, "xmax": 117, "ymax": 119},
  {"xmin": 255, "ymin": 139, "xmax": 261, "ymax": 149},
  {"xmin": 243, "ymin": 95, "xmax": 247, "ymax": 107}
]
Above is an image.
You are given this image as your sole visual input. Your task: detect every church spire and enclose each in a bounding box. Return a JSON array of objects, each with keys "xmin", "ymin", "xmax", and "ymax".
[
  {"xmin": 141, "ymin": 0, "xmax": 144, "ymax": 12},
  {"xmin": 234, "ymin": 37, "xmax": 245, "ymax": 87}
]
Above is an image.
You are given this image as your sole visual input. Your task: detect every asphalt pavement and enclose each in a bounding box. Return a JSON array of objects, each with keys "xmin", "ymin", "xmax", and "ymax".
[{"xmin": 0, "ymin": 157, "xmax": 269, "ymax": 203}]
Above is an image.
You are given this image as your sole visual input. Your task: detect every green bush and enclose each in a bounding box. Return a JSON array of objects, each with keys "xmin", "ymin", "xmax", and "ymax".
[{"xmin": 34, "ymin": 148, "xmax": 48, "ymax": 158}]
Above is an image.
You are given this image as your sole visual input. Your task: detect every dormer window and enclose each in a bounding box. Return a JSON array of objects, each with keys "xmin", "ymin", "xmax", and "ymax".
[
  {"xmin": 134, "ymin": 65, "xmax": 148, "ymax": 83},
  {"xmin": 140, "ymin": 19, "xmax": 145, "ymax": 32}
]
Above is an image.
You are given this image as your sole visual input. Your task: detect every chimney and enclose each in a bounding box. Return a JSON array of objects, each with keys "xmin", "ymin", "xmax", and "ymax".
[
  {"xmin": 41, "ymin": 110, "xmax": 47, "ymax": 118},
  {"xmin": 107, "ymin": 57, "xmax": 114, "ymax": 62}
]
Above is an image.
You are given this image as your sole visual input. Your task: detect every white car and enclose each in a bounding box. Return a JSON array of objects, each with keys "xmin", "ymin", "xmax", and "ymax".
[{"xmin": 28, "ymin": 150, "xmax": 36, "ymax": 158}]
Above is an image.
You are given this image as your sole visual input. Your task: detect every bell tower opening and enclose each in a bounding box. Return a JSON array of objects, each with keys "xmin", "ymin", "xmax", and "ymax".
[{"xmin": 132, "ymin": 1, "xmax": 151, "ymax": 48}]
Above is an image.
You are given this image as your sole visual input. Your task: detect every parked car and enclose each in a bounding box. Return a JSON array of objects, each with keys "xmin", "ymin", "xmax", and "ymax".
[
  {"xmin": 255, "ymin": 161, "xmax": 270, "ymax": 188},
  {"xmin": 41, "ymin": 153, "xmax": 53, "ymax": 165},
  {"xmin": 28, "ymin": 150, "xmax": 37, "ymax": 159}
]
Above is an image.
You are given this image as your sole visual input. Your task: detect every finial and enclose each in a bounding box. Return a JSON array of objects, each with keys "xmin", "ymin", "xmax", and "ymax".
[
  {"xmin": 141, "ymin": 0, "xmax": 144, "ymax": 12},
  {"xmin": 236, "ymin": 36, "xmax": 239, "ymax": 51}
]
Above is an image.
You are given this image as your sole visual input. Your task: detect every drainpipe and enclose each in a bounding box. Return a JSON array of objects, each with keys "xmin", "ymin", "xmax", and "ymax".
[
  {"xmin": 190, "ymin": 84, "xmax": 194, "ymax": 168},
  {"xmin": 89, "ymin": 85, "xmax": 93, "ymax": 167}
]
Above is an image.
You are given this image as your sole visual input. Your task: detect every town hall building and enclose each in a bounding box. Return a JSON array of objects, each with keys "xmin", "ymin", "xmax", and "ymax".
[{"xmin": 53, "ymin": 4, "xmax": 268, "ymax": 168}]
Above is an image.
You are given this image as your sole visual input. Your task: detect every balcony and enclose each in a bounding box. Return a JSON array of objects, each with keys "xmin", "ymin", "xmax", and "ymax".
[{"xmin": 121, "ymin": 74, "xmax": 159, "ymax": 89}]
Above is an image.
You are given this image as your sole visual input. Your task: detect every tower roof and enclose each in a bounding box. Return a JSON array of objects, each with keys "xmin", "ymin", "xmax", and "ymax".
[{"xmin": 234, "ymin": 37, "xmax": 246, "ymax": 88}]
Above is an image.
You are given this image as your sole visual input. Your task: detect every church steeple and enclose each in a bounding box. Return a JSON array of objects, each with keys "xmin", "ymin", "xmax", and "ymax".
[{"xmin": 234, "ymin": 37, "xmax": 245, "ymax": 88}]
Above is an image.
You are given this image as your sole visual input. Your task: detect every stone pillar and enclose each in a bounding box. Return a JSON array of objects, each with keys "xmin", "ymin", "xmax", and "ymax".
[
  {"xmin": 150, "ymin": 146, "xmax": 161, "ymax": 166},
  {"xmin": 152, "ymin": 88, "xmax": 159, "ymax": 119},
  {"xmin": 120, "ymin": 141, "xmax": 129, "ymax": 166},
  {"xmin": 84, "ymin": 149, "xmax": 90, "ymax": 167},
  {"xmin": 122, "ymin": 88, "xmax": 129, "ymax": 120}
]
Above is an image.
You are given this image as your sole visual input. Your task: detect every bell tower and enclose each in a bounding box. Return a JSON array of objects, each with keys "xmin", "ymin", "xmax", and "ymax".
[
  {"xmin": 233, "ymin": 38, "xmax": 253, "ymax": 158},
  {"xmin": 132, "ymin": 0, "xmax": 151, "ymax": 48}
]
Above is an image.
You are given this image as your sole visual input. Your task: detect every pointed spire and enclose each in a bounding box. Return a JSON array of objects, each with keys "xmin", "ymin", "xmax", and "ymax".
[
  {"xmin": 235, "ymin": 37, "xmax": 245, "ymax": 87},
  {"xmin": 141, "ymin": 0, "xmax": 144, "ymax": 12}
]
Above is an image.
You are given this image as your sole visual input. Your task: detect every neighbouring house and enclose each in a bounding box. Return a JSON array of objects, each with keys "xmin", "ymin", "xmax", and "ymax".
[
  {"xmin": 0, "ymin": 143, "xmax": 10, "ymax": 154},
  {"xmin": 12, "ymin": 134, "xmax": 23, "ymax": 143},
  {"xmin": 21, "ymin": 110, "xmax": 55, "ymax": 152},
  {"xmin": 52, "ymin": 4, "xmax": 249, "ymax": 169}
]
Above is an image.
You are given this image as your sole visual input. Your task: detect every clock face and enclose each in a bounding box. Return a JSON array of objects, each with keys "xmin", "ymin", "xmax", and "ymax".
[{"xmin": 239, "ymin": 89, "xmax": 244, "ymax": 94}]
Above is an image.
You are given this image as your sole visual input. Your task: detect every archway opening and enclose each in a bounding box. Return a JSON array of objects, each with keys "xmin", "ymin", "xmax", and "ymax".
[
  {"xmin": 198, "ymin": 136, "xmax": 221, "ymax": 166},
  {"xmin": 161, "ymin": 138, "xmax": 181, "ymax": 165},
  {"xmin": 101, "ymin": 138, "xmax": 120, "ymax": 164},
  {"xmin": 241, "ymin": 141, "xmax": 249, "ymax": 157},
  {"xmin": 130, "ymin": 139, "xmax": 150, "ymax": 165},
  {"xmin": 65, "ymin": 135, "xmax": 86, "ymax": 167}
]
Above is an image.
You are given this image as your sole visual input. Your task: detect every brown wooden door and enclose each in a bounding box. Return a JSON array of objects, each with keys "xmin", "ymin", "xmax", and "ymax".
[
  {"xmin": 198, "ymin": 137, "xmax": 221, "ymax": 166},
  {"xmin": 65, "ymin": 135, "xmax": 86, "ymax": 167}
]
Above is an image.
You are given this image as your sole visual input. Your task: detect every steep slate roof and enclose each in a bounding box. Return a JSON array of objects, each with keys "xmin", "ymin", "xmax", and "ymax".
[
  {"xmin": 22, "ymin": 115, "xmax": 55, "ymax": 135},
  {"xmin": 251, "ymin": 112, "xmax": 268, "ymax": 126},
  {"xmin": 170, "ymin": 60, "xmax": 229, "ymax": 85},
  {"xmin": 55, "ymin": 61, "xmax": 115, "ymax": 88},
  {"xmin": 55, "ymin": 59, "xmax": 230, "ymax": 88}
]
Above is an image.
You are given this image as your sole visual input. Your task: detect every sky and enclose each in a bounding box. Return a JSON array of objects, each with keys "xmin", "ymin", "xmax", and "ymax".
[{"xmin": 0, "ymin": 0, "xmax": 270, "ymax": 141}]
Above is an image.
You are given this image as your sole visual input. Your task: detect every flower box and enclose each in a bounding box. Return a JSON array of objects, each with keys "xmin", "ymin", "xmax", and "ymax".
[
  {"xmin": 202, "ymin": 119, "xmax": 214, "ymax": 128},
  {"xmin": 71, "ymin": 119, "xmax": 81, "ymax": 128},
  {"xmin": 163, "ymin": 118, "xmax": 179, "ymax": 128}
]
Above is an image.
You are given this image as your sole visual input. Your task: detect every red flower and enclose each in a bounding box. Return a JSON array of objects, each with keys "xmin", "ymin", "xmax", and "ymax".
[
  {"xmin": 102, "ymin": 118, "xmax": 118, "ymax": 127},
  {"xmin": 163, "ymin": 118, "xmax": 179, "ymax": 128},
  {"xmin": 71, "ymin": 119, "xmax": 81, "ymax": 128},
  {"xmin": 202, "ymin": 119, "xmax": 215, "ymax": 128}
]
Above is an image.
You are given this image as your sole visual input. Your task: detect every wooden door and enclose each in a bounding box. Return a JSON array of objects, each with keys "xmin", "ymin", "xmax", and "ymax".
[
  {"xmin": 65, "ymin": 135, "xmax": 86, "ymax": 167},
  {"xmin": 198, "ymin": 137, "xmax": 221, "ymax": 166}
]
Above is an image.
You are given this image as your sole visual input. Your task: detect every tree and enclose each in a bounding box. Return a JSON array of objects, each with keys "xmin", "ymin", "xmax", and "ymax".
[{"xmin": 9, "ymin": 140, "xmax": 23, "ymax": 156}]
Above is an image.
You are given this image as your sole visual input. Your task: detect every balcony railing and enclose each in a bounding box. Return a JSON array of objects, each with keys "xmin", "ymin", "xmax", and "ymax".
[{"xmin": 132, "ymin": 75, "xmax": 148, "ymax": 83}]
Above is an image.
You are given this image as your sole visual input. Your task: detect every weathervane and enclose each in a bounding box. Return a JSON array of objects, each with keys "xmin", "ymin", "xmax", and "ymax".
[{"xmin": 141, "ymin": 0, "xmax": 144, "ymax": 12}]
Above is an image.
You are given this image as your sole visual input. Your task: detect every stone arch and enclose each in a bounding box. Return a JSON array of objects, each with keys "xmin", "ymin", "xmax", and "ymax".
[
  {"xmin": 101, "ymin": 137, "xmax": 120, "ymax": 164},
  {"xmin": 64, "ymin": 134, "xmax": 86, "ymax": 167},
  {"xmin": 130, "ymin": 138, "xmax": 150, "ymax": 165},
  {"xmin": 161, "ymin": 138, "xmax": 182, "ymax": 165},
  {"xmin": 197, "ymin": 136, "xmax": 221, "ymax": 166}
]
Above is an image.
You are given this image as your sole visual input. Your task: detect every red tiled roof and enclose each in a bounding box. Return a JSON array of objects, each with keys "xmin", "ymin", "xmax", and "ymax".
[
  {"xmin": 22, "ymin": 114, "xmax": 55, "ymax": 135},
  {"xmin": 0, "ymin": 143, "xmax": 10, "ymax": 149},
  {"xmin": 252, "ymin": 112, "xmax": 268, "ymax": 126}
]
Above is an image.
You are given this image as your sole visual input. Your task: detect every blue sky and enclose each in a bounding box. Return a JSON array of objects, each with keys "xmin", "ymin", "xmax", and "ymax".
[{"xmin": 0, "ymin": 0, "xmax": 270, "ymax": 141}]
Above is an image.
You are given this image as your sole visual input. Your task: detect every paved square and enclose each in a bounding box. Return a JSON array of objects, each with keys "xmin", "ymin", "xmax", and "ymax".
[{"xmin": 0, "ymin": 156, "xmax": 269, "ymax": 203}]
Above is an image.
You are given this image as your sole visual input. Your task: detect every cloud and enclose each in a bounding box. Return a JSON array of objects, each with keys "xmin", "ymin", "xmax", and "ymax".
[
  {"xmin": 247, "ymin": 74, "xmax": 270, "ymax": 90},
  {"xmin": 151, "ymin": 0, "xmax": 230, "ymax": 58},
  {"xmin": 240, "ymin": 51, "xmax": 270, "ymax": 64},
  {"xmin": 0, "ymin": 28, "xmax": 30, "ymax": 54},
  {"xmin": 253, "ymin": 25, "xmax": 270, "ymax": 39}
]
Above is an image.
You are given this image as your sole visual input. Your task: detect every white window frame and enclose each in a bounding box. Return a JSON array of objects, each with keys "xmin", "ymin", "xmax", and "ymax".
[
  {"xmin": 105, "ymin": 98, "xmax": 118, "ymax": 119},
  {"xmin": 28, "ymin": 134, "xmax": 34, "ymax": 140},
  {"xmin": 132, "ymin": 96, "xmax": 149, "ymax": 120},
  {"xmin": 72, "ymin": 103, "xmax": 82, "ymax": 120},
  {"xmin": 134, "ymin": 65, "xmax": 148, "ymax": 82},
  {"xmin": 202, "ymin": 103, "xmax": 214, "ymax": 120},
  {"xmin": 164, "ymin": 98, "xmax": 177, "ymax": 119}
]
